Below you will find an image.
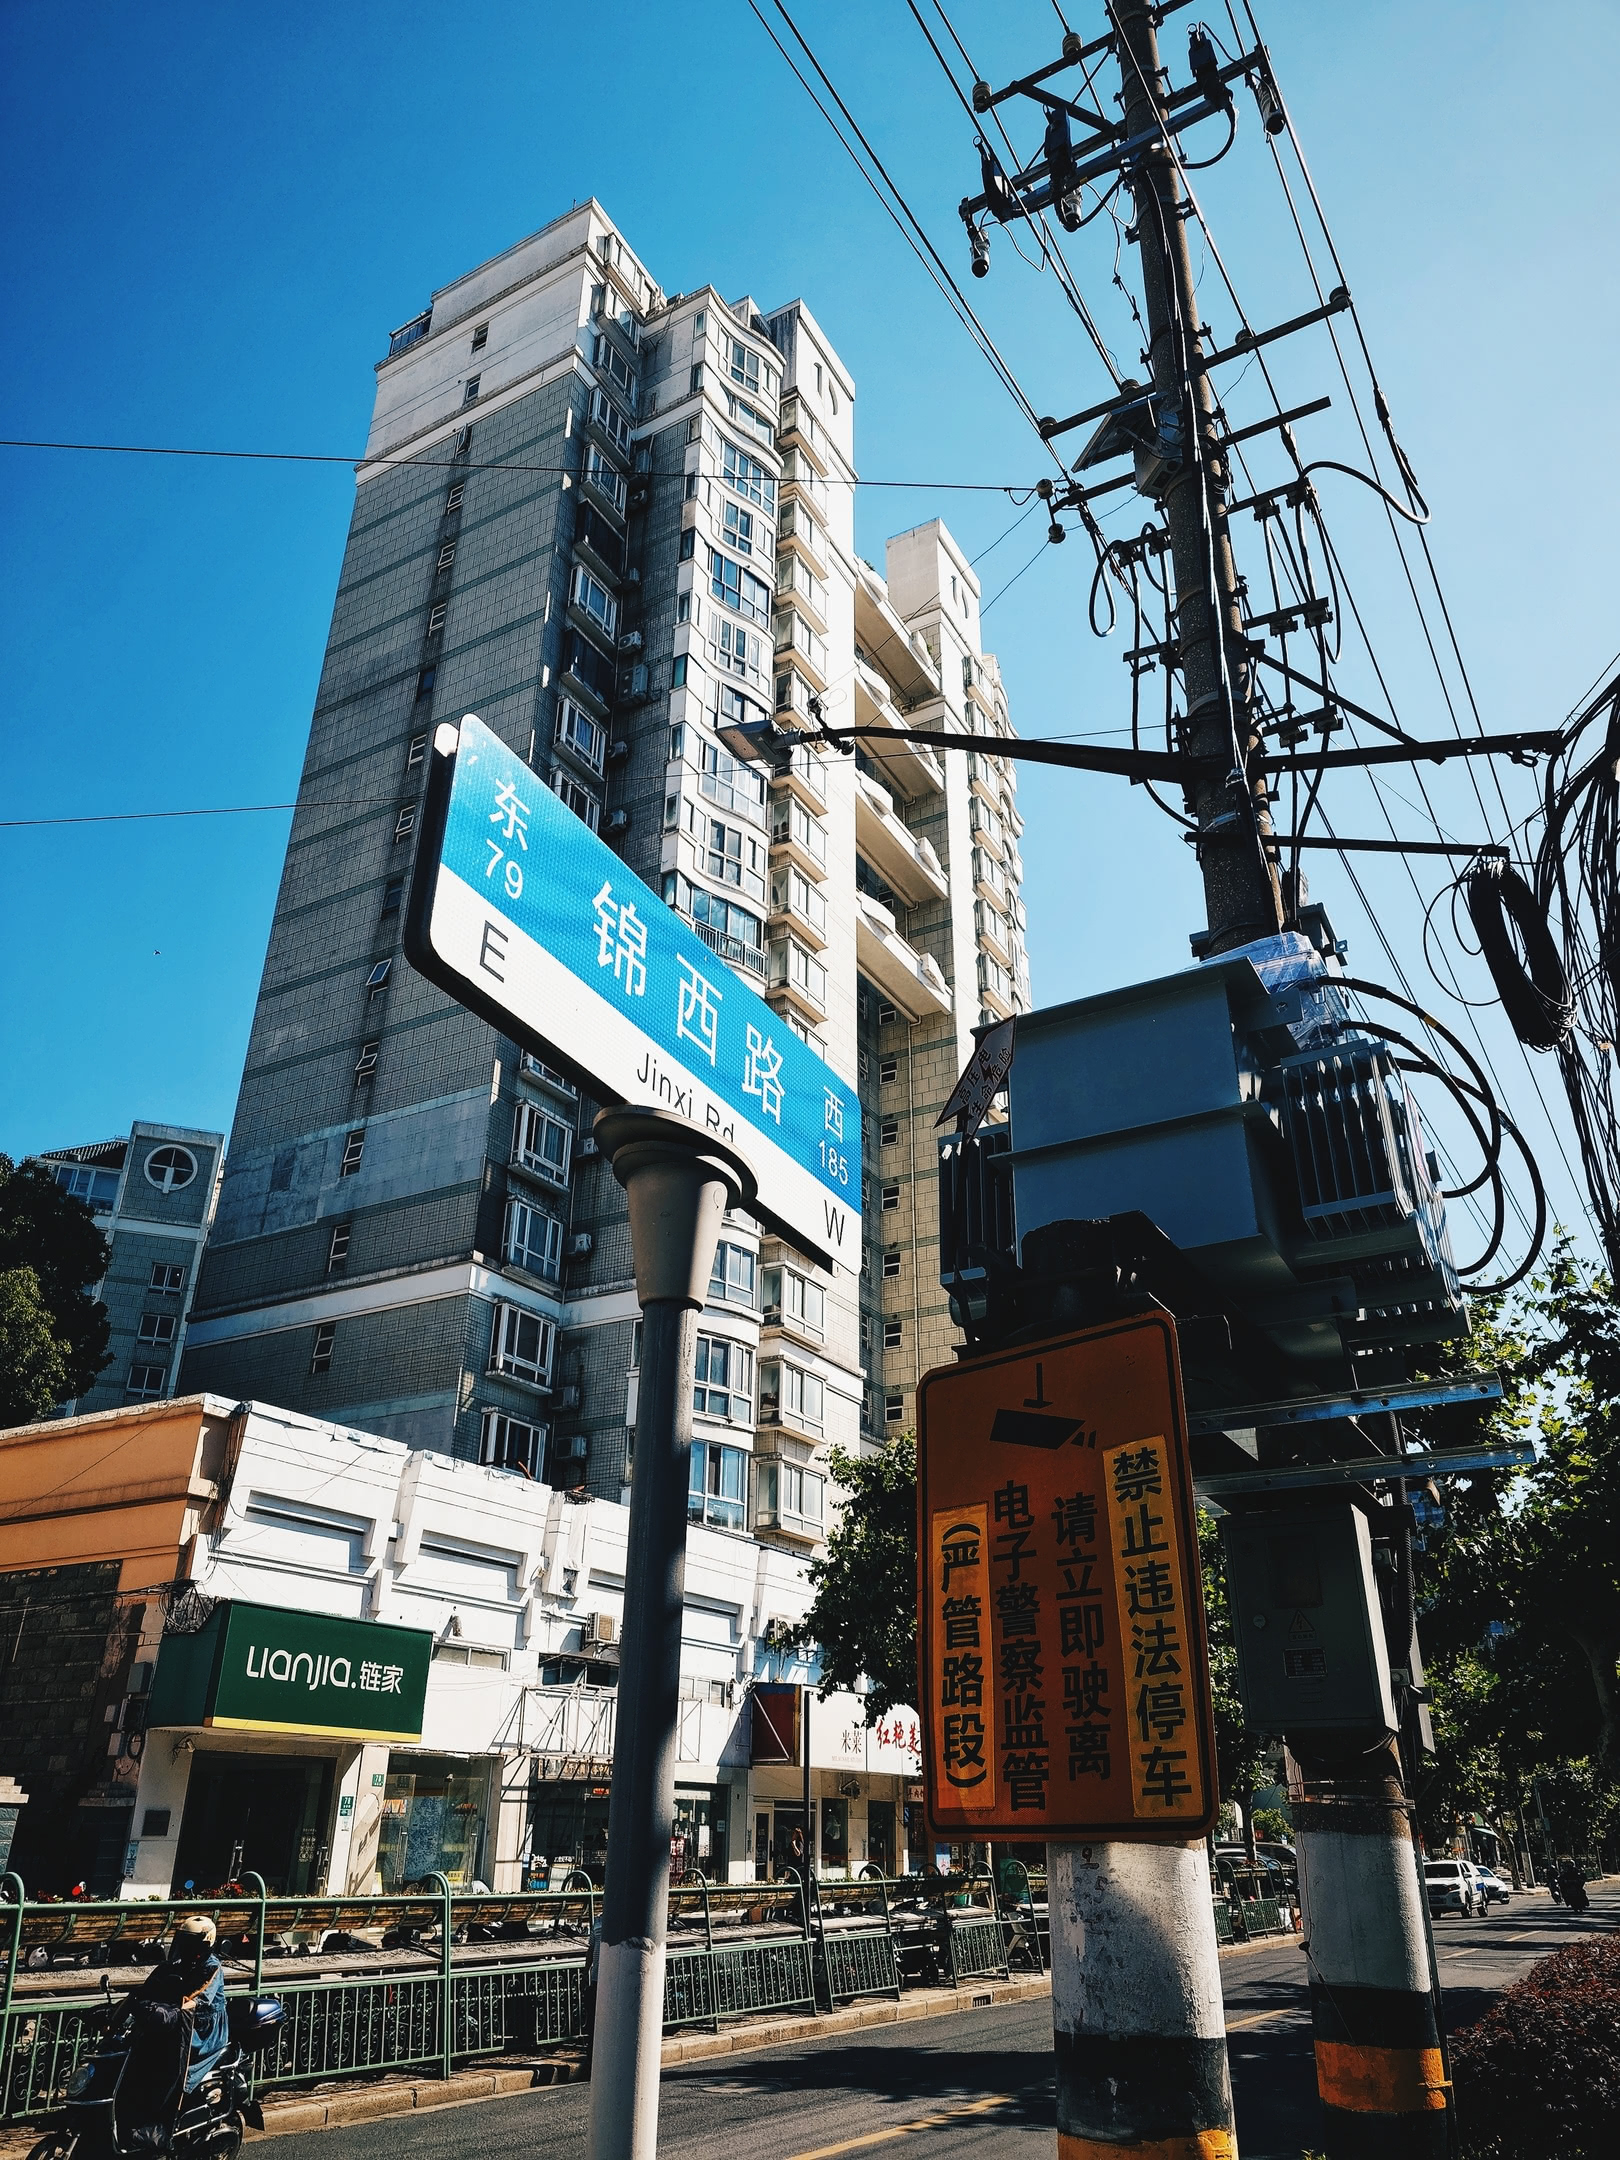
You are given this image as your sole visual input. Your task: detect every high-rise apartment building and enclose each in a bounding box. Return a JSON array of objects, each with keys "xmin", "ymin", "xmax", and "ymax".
[{"xmin": 181, "ymin": 202, "xmax": 1029, "ymax": 1524}]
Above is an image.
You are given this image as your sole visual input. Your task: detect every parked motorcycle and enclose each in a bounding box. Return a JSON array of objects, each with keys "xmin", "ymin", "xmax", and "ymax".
[{"xmin": 27, "ymin": 1990, "xmax": 284, "ymax": 2160}]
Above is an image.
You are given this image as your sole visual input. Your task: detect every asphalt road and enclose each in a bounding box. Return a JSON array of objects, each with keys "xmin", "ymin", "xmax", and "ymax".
[{"xmin": 266, "ymin": 1885, "xmax": 1615, "ymax": 2160}]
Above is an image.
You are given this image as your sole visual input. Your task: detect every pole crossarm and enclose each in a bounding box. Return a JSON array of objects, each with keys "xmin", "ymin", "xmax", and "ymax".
[
  {"xmin": 1195, "ymin": 1442, "xmax": 1534, "ymax": 1502},
  {"xmin": 1186, "ymin": 1373, "xmax": 1503, "ymax": 1437}
]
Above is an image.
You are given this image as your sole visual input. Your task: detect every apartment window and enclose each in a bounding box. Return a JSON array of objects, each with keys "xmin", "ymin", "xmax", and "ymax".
[
  {"xmin": 427, "ymin": 604, "xmax": 447, "ymax": 634},
  {"xmin": 729, "ymin": 339, "xmax": 762, "ymax": 393},
  {"xmin": 354, "ymin": 1040, "xmax": 380, "ymax": 1079},
  {"xmin": 481, "ymin": 1410, "xmax": 545, "ymax": 1476},
  {"xmin": 589, "ymin": 386, "xmax": 632, "ymax": 455},
  {"xmin": 381, "ymin": 879, "xmax": 405, "ymax": 915},
  {"xmin": 882, "ymin": 1249, "xmax": 902, "ymax": 1280},
  {"xmin": 694, "ymin": 1334, "xmax": 754, "ymax": 1423},
  {"xmin": 340, "ymin": 1130, "xmax": 366, "ymax": 1176},
  {"xmin": 883, "ymin": 1319, "xmax": 903, "ymax": 1350},
  {"xmin": 596, "ymin": 337, "xmax": 633, "ymax": 396},
  {"xmin": 880, "ymin": 1056, "xmax": 898, "ymax": 1084},
  {"xmin": 570, "ymin": 564, "xmax": 619, "ymax": 639},
  {"xmin": 723, "ymin": 501, "xmax": 753, "ymax": 555},
  {"xmin": 136, "ymin": 1313, "xmax": 177, "ymax": 1348},
  {"xmin": 721, "ymin": 438, "xmax": 775, "ymax": 512},
  {"xmin": 672, "ymin": 653, "xmax": 688, "ymax": 688},
  {"xmin": 583, "ymin": 446, "xmax": 627, "ymax": 514},
  {"xmin": 708, "ymin": 819, "xmax": 766, "ymax": 900},
  {"xmin": 310, "ymin": 1322, "xmax": 337, "ymax": 1375},
  {"xmin": 759, "ymin": 1359, "xmax": 824, "ymax": 1435},
  {"xmin": 366, "ymin": 959, "xmax": 392, "ymax": 990},
  {"xmin": 513, "ymin": 1102, "xmax": 572, "ymax": 1184},
  {"xmin": 768, "ymin": 935, "xmax": 827, "ymax": 1009},
  {"xmin": 327, "ymin": 1224, "xmax": 350, "ymax": 1272},
  {"xmin": 148, "ymin": 1263, "xmax": 185, "ymax": 1295},
  {"xmin": 127, "ymin": 1364, "xmax": 167, "ymax": 1398},
  {"xmin": 689, "ymin": 364, "xmax": 704, "ymax": 394},
  {"xmin": 683, "ymin": 884, "xmax": 762, "ymax": 952},
  {"xmin": 708, "ymin": 1240, "xmax": 757, "ymax": 1307},
  {"xmin": 407, "ymin": 732, "xmax": 428, "ymax": 767},
  {"xmin": 470, "ymin": 323, "xmax": 489, "ymax": 354},
  {"xmin": 881, "ymin": 1184, "xmax": 900, "ymax": 1212},
  {"xmin": 877, "ymin": 1000, "xmax": 898, "ymax": 1025},
  {"xmin": 490, "ymin": 1302, "xmax": 555, "ymax": 1386},
  {"xmin": 711, "ymin": 617, "xmax": 759, "ymax": 682},
  {"xmin": 437, "ymin": 543, "xmax": 456, "ymax": 572},
  {"xmin": 761, "ymin": 1265, "xmax": 825, "ymax": 1339},
  {"xmin": 726, "ymin": 393, "xmax": 773, "ymax": 444},
  {"xmin": 504, "ymin": 1196, "xmax": 563, "ymax": 1282},
  {"xmin": 416, "ymin": 667, "xmax": 437, "ymax": 698},
  {"xmin": 463, "ymin": 377, "xmax": 481, "ymax": 403},
  {"xmin": 756, "ymin": 1457, "xmax": 824, "ymax": 1535},
  {"xmin": 550, "ymin": 766, "xmax": 601, "ymax": 830},
  {"xmin": 445, "ymin": 483, "xmax": 465, "ymax": 512},
  {"xmin": 679, "ymin": 526, "xmax": 696, "ymax": 562},
  {"xmin": 885, "ymin": 1396, "xmax": 905, "ymax": 1425},
  {"xmin": 689, "ymin": 1439, "xmax": 745, "ymax": 1531},
  {"xmin": 880, "ymin": 1119, "xmax": 900, "ymax": 1147},
  {"xmin": 394, "ymin": 806, "xmax": 417, "ymax": 841},
  {"xmin": 556, "ymin": 695, "xmax": 607, "ymax": 772},
  {"xmin": 53, "ymin": 1164, "xmax": 119, "ymax": 1211}
]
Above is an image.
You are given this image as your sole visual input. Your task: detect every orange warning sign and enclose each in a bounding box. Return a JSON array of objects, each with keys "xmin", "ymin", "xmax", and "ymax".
[{"xmin": 917, "ymin": 1314, "xmax": 1216, "ymax": 1840}]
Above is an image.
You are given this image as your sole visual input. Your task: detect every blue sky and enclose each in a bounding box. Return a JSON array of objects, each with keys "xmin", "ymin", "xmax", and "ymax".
[{"xmin": 3, "ymin": 1, "xmax": 1615, "ymax": 1273}]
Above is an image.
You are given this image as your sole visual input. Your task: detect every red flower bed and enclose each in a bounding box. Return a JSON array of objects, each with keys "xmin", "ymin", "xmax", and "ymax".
[{"xmin": 1451, "ymin": 1934, "xmax": 1620, "ymax": 2158}]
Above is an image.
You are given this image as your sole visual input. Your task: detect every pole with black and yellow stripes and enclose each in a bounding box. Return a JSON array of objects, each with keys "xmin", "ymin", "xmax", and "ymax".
[
  {"xmin": 1049, "ymin": 1839, "xmax": 1238, "ymax": 2160},
  {"xmin": 1292, "ymin": 1744, "xmax": 1452, "ymax": 2159}
]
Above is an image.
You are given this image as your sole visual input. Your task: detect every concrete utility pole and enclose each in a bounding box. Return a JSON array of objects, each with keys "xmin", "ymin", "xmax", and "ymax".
[
  {"xmin": 1049, "ymin": 1842, "xmax": 1238, "ymax": 2159},
  {"xmin": 1292, "ymin": 1745, "xmax": 1451, "ymax": 2158},
  {"xmin": 587, "ymin": 1108, "xmax": 752, "ymax": 2160},
  {"xmin": 1112, "ymin": 0, "xmax": 1284, "ymax": 956}
]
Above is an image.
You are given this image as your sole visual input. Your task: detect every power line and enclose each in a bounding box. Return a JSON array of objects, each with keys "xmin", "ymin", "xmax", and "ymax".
[
  {"xmin": 0, "ymin": 436, "xmax": 1029, "ymax": 494},
  {"xmin": 0, "ymin": 801, "xmax": 397, "ymax": 830}
]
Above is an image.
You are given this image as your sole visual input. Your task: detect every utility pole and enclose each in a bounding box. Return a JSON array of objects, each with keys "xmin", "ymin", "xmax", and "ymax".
[
  {"xmin": 587, "ymin": 1108, "xmax": 751, "ymax": 2160},
  {"xmin": 1112, "ymin": 0, "xmax": 1283, "ymax": 956}
]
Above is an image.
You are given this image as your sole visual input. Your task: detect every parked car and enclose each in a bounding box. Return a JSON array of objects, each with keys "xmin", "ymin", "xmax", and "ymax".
[
  {"xmin": 1471, "ymin": 1863, "xmax": 1511, "ymax": 1906},
  {"xmin": 1255, "ymin": 1841, "xmax": 1299, "ymax": 1892},
  {"xmin": 1424, "ymin": 1858, "xmax": 1477, "ymax": 1917}
]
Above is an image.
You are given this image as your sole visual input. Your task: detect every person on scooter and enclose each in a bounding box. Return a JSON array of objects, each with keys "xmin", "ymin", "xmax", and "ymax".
[{"xmin": 118, "ymin": 1914, "xmax": 229, "ymax": 2147}]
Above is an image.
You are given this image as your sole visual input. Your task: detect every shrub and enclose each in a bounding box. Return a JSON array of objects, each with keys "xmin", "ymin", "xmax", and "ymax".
[{"xmin": 1450, "ymin": 1934, "xmax": 1620, "ymax": 2158}]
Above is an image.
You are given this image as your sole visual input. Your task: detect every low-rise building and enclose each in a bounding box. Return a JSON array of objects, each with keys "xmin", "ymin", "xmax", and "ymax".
[
  {"xmin": 0, "ymin": 1395, "xmax": 922, "ymax": 1898},
  {"xmin": 25, "ymin": 1121, "xmax": 223, "ymax": 1411}
]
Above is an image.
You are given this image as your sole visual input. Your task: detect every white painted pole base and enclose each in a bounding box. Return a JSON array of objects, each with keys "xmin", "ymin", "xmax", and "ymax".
[{"xmin": 587, "ymin": 1936, "xmax": 669, "ymax": 2160}]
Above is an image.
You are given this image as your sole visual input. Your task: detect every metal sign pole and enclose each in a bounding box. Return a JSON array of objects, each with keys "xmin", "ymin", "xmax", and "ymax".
[{"xmin": 586, "ymin": 1108, "xmax": 752, "ymax": 2160}]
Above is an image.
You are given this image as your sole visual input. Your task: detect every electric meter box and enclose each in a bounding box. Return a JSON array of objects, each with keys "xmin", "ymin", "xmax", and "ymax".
[{"xmin": 1220, "ymin": 1504, "xmax": 1396, "ymax": 1738}]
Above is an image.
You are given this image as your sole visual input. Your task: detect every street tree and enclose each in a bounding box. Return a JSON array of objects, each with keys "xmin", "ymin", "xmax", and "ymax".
[
  {"xmin": 0, "ymin": 1267, "xmax": 72, "ymax": 1427},
  {"xmin": 0, "ymin": 1155, "xmax": 111, "ymax": 1414}
]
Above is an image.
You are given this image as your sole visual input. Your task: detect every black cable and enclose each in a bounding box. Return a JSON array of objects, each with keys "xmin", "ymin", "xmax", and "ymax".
[{"xmin": 1463, "ymin": 859, "xmax": 1575, "ymax": 1052}]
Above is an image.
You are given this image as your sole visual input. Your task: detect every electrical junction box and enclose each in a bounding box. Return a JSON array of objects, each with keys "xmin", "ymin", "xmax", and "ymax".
[{"xmin": 1220, "ymin": 1504, "xmax": 1396, "ymax": 1738}]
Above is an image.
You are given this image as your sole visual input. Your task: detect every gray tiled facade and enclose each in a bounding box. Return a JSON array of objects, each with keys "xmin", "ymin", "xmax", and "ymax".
[{"xmin": 180, "ymin": 200, "xmax": 1029, "ymax": 1532}]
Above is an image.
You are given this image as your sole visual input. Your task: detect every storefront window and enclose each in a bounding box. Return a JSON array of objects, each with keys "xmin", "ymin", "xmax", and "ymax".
[
  {"xmin": 671, "ymin": 1788, "xmax": 729, "ymax": 1879},
  {"xmin": 376, "ymin": 1757, "xmax": 490, "ymax": 1889},
  {"xmin": 527, "ymin": 1780, "xmax": 612, "ymax": 1885},
  {"xmin": 820, "ymin": 1796, "xmax": 849, "ymax": 1873},
  {"xmin": 867, "ymin": 1799, "xmax": 896, "ymax": 1876}
]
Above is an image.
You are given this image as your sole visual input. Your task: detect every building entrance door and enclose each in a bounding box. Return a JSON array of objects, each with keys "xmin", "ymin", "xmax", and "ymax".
[
  {"xmin": 172, "ymin": 1752, "xmax": 333, "ymax": 1894},
  {"xmin": 771, "ymin": 1803, "xmax": 815, "ymax": 1878},
  {"xmin": 867, "ymin": 1799, "xmax": 896, "ymax": 1876}
]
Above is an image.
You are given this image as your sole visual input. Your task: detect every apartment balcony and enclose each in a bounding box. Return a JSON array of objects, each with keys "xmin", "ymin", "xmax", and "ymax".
[
  {"xmin": 977, "ymin": 953, "xmax": 1016, "ymax": 1021},
  {"xmin": 777, "ymin": 501, "xmax": 828, "ymax": 581},
  {"xmin": 776, "ymin": 395, "xmax": 829, "ymax": 477},
  {"xmin": 855, "ymin": 892, "xmax": 952, "ymax": 1021},
  {"xmin": 854, "ymin": 769, "xmax": 949, "ymax": 908},
  {"xmin": 969, "ymin": 800, "xmax": 1008, "ymax": 863},
  {"xmin": 972, "ymin": 846, "xmax": 1010, "ymax": 908},
  {"xmin": 854, "ymin": 562, "xmax": 941, "ymax": 705},
  {"xmin": 769, "ymin": 739, "xmax": 827, "ymax": 814},
  {"xmin": 770, "ymin": 796, "xmax": 829, "ymax": 882},
  {"xmin": 852, "ymin": 653, "xmax": 946, "ymax": 801},
  {"xmin": 769, "ymin": 864, "xmax": 829, "ymax": 952},
  {"xmin": 690, "ymin": 915, "xmax": 768, "ymax": 983},
  {"xmin": 975, "ymin": 901, "xmax": 1013, "ymax": 969},
  {"xmin": 768, "ymin": 935, "xmax": 829, "ymax": 1022},
  {"xmin": 774, "ymin": 604, "xmax": 829, "ymax": 693},
  {"xmin": 775, "ymin": 559, "xmax": 827, "ymax": 638}
]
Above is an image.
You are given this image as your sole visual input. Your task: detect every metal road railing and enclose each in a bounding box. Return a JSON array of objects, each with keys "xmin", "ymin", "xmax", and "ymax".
[{"xmin": 0, "ymin": 1868, "xmax": 1050, "ymax": 2123}]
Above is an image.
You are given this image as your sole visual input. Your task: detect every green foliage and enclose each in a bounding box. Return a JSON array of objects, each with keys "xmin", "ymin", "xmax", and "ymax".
[
  {"xmin": 0, "ymin": 1155, "xmax": 111, "ymax": 1410},
  {"xmin": 0, "ymin": 1267, "xmax": 72, "ymax": 1427},
  {"xmin": 796, "ymin": 1435, "xmax": 919, "ymax": 1724},
  {"xmin": 1251, "ymin": 1806, "xmax": 1292, "ymax": 1843},
  {"xmin": 1411, "ymin": 1235, "xmax": 1620, "ymax": 1856},
  {"xmin": 1450, "ymin": 1935, "xmax": 1620, "ymax": 2158},
  {"xmin": 1198, "ymin": 1509, "xmax": 1271, "ymax": 1815}
]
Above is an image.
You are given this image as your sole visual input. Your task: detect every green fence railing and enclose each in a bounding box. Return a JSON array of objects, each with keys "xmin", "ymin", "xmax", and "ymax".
[{"xmin": 0, "ymin": 1868, "xmax": 1044, "ymax": 2124}]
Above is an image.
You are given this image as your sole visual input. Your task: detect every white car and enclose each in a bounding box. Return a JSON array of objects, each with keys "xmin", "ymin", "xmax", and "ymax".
[
  {"xmin": 1471, "ymin": 1863, "xmax": 1511, "ymax": 1906},
  {"xmin": 1423, "ymin": 1858, "xmax": 1476, "ymax": 1917}
]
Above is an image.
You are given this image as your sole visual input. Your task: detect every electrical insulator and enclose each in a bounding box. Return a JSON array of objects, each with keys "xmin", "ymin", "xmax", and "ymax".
[
  {"xmin": 1048, "ymin": 521, "xmax": 1066, "ymax": 544},
  {"xmin": 977, "ymin": 138, "xmax": 1019, "ymax": 222},
  {"xmin": 968, "ymin": 223, "xmax": 991, "ymax": 278},
  {"xmin": 1249, "ymin": 65, "xmax": 1286, "ymax": 135},
  {"xmin": 1188, "ymin": 26, "xmax": 1234, "ymax": 115}
]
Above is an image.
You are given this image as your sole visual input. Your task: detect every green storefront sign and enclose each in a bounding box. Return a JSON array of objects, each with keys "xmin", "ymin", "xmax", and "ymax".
[{"xmin": 149, "ymin": 1600, "xmax": 432, "ymax": 1743}]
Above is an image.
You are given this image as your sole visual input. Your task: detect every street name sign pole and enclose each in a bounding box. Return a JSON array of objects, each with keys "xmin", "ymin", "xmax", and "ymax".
[
  {"xmin": 916, "ymin": 1315, "xmax": 1238, "ymax": 2160},
  {"xmin": 407, "ymin": 716, "xmax": 862, "ymax": 2160}
]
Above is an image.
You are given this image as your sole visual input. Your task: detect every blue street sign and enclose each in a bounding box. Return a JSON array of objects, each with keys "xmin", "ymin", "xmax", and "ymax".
[{"xmin": 406, "ymin": 713, "xmax": 861, "ymax": 1270}]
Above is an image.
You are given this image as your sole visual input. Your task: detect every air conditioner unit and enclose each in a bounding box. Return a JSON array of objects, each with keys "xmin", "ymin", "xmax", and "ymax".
[
  {"xmin": 606, "ymin": 809, "xmax": 631, "ymax": 835},
  {"xmin": 626, "ymin": 566, "xmax": 641, "ymax": 584},
  {"xmin": 617, "ymin": 630, "xmax": 643, "ymax": 653},
  {"xmin": 567, "ymin": 1231, "xmax": 594, "ymax": 1258},
  {"xmin": 553, "ymin": 1432, "xmax": 588, "ymax": 1461},
  {"xmin": 578, "ymin": 1136, "xmax": 601, "ymax": 1158},
  {"xmin": 582, "ymin": 1612, "xmax": 617, "ymax": 1648},
  {"xmin": 559, "ymin": 1383, "xmax": 582, "ymax": 1410}
]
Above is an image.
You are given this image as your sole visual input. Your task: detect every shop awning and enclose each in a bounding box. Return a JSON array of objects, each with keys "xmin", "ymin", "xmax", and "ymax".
[{"xmin": 149, "ymin": 1599, "xmax": 432, "ymax": 1743}]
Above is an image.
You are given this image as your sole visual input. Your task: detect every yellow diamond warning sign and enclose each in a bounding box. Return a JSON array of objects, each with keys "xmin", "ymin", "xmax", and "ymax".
[{"xmin": 917, "ymin": 1315, "xmax": 1217, "ymax": 1841}]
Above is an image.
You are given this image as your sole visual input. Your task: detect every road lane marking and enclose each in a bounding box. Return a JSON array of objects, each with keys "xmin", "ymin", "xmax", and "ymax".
[
  {"xmin": 1226, "ymin": 2009, "xmax": 1299, "ymax": 2029},
  {"xmin": 786, "ymin": 2094, "xmax": 1014, "ymax": 2158},
  {"xmin": 1440, "ymin": 1948, "xmax": 1477, "ymax": 1959}
]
